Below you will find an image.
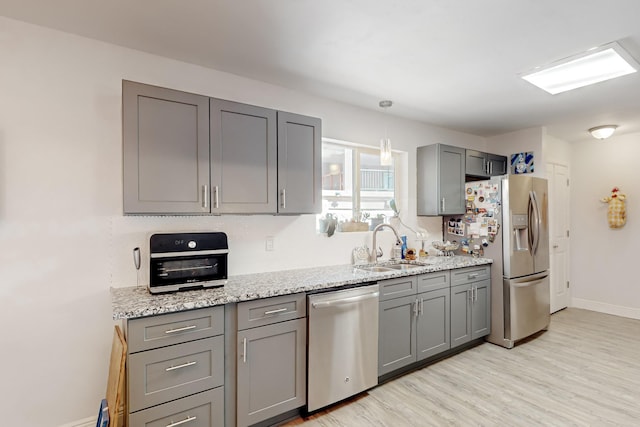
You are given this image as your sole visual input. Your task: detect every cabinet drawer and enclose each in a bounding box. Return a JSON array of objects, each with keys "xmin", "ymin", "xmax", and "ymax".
[
  {"xmin": 128, "ymin": 306, "xmax": 224, "ymax": 353},
  {"xmin": 238, "ymin": 293, "xmax": 306, "ymax": 330},
  {"xmin": 451, "ymin": 266, "xmax": 490, "ymax": 286},
  {"xmin": 129, "ymin": 336, "xmax": 224, "ymax": 412},
  {"xmin": 129, "ymin": 386, "xmax": 224, "ymax": 427},
  {"xmin": 378, "ymin": 276, "xmax": 417, "ymax": 301},
  {"xmin": 417, "ymin": 271, "xmax": 450, "ymax": 293}
]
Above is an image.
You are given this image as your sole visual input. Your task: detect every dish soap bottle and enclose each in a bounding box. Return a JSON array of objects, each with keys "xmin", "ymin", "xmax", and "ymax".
[{"xmin": 401, "ymin": 235, "xmax": 407, "ymax": 259}]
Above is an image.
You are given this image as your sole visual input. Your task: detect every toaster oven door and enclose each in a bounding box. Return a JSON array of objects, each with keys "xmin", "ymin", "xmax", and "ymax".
[{"xmin": 150, "ymin": 252, "xmax": 228, "ymax": 292}]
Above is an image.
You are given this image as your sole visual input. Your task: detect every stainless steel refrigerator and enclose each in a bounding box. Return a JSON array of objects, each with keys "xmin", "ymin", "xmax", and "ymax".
[{"xmin": 446, "ymin": 175, "xmax": 550, "ymax": 348}]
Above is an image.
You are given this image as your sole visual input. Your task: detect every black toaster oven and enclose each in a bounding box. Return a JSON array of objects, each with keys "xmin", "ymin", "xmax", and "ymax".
[{"xmin": 148, "ymin": 232, "xmax": 228, "ymax": 294}]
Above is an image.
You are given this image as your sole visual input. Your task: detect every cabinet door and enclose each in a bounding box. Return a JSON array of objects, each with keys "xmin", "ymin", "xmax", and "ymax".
[
  {"xmin": 277, "ymin": 112, "xmax": 322, "ymax": 214},
  {"xmin": 378, "ymin": 295, "xmax": 417, "ymax": 376},
  {"xmin": 450, "ymin": 284, "xmax": 472, "ymax": 348},
  {"xmin": 471, "ymin": 279, "xmax": 491, "ymax": 339},
  {"xmin": 438, "ymin": 145, "xmax": 465, "ymax": 214},
  {"xmin": 210, "ymin": 99, "xmax": 277, "ymax": 214},
  {"xmin": 416, "ymin": 288, "xmax": 450, "ymax": 360},
  {"xmin": 465, "ymin": 149, "xmax": 488, "ymax": 177},
  {"xmin": 237, "ymin": 318, "xmax": 306, "ymax": 427},
  {"xmin": 123, "ymin": 80, "xmax": 210, "ymax": 214},
  {"xmin": 488, "ymin": 153, "xmax": 507, "ymax": 176}
]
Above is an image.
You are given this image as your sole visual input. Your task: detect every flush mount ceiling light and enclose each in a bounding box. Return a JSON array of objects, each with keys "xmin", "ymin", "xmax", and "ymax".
[
  {"xmin": 379, "ymin": 100, "xmax": 393, "ymax": 166},
  {"xmin": 521, "ymin": 42, "xmax": 639, "ymax": 95},
  {"xmin": 589, "ymin": 125, "xmax": 618, "ymax": 140}
]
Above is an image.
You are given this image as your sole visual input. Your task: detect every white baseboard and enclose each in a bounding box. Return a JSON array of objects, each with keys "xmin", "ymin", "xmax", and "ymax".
[
  {"xmin": 59, "ymin": 409, "xmax": 123, "ymax": 427},
  {"xmin": 58, "ymin": 416, "xmax": 95, "ymax": 427},
  {"xmin": 571, "ymin": 298, "xmax": 640, "ymax": 320}
]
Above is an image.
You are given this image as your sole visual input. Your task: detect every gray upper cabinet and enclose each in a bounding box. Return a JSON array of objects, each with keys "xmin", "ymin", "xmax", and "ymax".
[
  {"xmin": 417, "ymin": 144, "xmax": 465, "ymax": 215},
  {"xmin": 210, "ymin": 99, "xmax": 278, "ymax": 214},
  {"xmin": 123, "ymin": 81, "xmax": 321, "ymax": 215},
  {"xmin": 277, "ymin": 111, "xmax": 322, "ymax": 214},
  {"xmin": 123, "ymin": 80, "xmax": 210, "ymax": 214},
  {"xmin": 466, "ymin": 149, "xmax": 507, "ymax": 178}
]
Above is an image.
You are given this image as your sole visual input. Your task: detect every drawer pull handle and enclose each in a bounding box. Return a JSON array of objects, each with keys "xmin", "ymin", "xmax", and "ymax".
[
  {"xmin": 243, "ymin": 337, "xmax": 247, "ymax": 363},
  {"xmin": 264, "ymin": 308, "xmax": 288, "ymax": 315},
  {"xmin": 165, "ymin": 361, "xmax": 197, "ymax": 372},
  {"xmin": 166, "ymin": 416, "xmax": 197, "ymax": 427},
  {"xmin": 164, "ymin": 325, "xmax": 197, "ymax": 334},
  {"xmin": 468, "ymin": 273, "xmax": 479, "ymax": 279}
]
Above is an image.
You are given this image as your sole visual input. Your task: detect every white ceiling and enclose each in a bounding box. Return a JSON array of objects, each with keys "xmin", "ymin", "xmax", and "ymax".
[{"xmin": 2, "ymin": 0, "xmax": 640, "ymax": 142}]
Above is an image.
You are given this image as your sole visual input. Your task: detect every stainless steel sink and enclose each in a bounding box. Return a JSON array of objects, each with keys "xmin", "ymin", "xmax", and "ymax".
[
  {"xmin": 356, "ymin": 265, "xmax": 395, "ymax": 273},
  {"xmin": 387, "ymin": 263, "xmax": 425, "ymax": 271},
  {"xmin": 356, "ymin": 262, "xmax": 426, "ymax": 273}
]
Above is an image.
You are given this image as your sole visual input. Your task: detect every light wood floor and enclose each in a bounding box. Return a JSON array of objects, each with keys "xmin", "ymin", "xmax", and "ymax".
[{"xmin": 285, "ymin": 308, "xmax": 640, "ymax": 426}]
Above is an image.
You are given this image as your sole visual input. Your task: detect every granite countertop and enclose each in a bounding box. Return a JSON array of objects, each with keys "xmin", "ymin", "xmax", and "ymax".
[{"xmin": 111, "ymin": 256, "xmax": 492, "ymax": 320}]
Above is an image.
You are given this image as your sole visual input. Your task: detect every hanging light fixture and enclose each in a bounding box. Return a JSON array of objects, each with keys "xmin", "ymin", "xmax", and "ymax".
[
  {"xmin": 589, "ymin": 125, "xmax": 618, "ymax": 140},
  {"xmin": 379, "ymin": 100, "xmax": 393, "ymax": 166}
]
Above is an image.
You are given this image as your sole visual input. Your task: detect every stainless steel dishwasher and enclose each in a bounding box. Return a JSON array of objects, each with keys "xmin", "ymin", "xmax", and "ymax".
[{"xmin": 307, "ymin": 283, "xmax": 379, "ymax": 412}]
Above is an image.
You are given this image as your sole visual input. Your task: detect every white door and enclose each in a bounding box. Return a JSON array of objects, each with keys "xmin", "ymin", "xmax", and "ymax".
[{"xmin": 547, "ymin": 163, "xmax": 570, "ymax": 313}]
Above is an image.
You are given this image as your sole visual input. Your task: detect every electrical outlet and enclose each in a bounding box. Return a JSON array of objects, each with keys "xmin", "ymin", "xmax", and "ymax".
[{"xmin": 265, "ymin": 236, "xmax": 275, "ymax": 251}]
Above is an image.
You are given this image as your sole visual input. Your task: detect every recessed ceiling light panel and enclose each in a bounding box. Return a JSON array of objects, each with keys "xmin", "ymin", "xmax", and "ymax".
[{"xmin": 521, "ymin": 42, "xmax": 639, "ymax": 95}]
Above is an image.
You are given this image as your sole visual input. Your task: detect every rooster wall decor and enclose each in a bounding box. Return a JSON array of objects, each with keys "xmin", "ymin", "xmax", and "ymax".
[{"xmin": 601, "ymin": 187, "xmax": 627, "ymax": 228}]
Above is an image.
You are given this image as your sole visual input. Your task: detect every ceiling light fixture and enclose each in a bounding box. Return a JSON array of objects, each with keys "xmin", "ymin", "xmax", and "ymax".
[
  {"xmin": 379, "ymin": 100, "xmax": 393, "ymax": 166},
  {"xmin": 589, "ymin": 125, "xmax": 618, "ymax": 140},
  {"xmin": 521, "ymin": 42, "xmax": 639, "ymax": 95}
]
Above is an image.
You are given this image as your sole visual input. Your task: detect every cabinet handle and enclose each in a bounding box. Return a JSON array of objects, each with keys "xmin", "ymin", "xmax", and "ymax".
[
  {"xmin": 482, "ymin": 159, "xmax": 487, "ymax": 174},
  {"xmin": 264, "ymin": 308, "xmax": 288, "ymax": 315},
  {"xmin": 420, "ymin": 298, "xmax": 424, "ymax": 316},
  {"xmin": 467, "ymin": 273, "xmax": 478, "ymax": 279},
  {"xmin": 242, "ymin": 337, "xmax": 247, "ymax": 363},
  {"xmin": 489, "ymin": 161, "xmax": 493, "ymax": 175},
  {"xmin": 202, "ymin": 184, "xmax": 208, "ymax": 209},
  {"xmin": 441, "ymin": 198, "xmax": 445, "ymax": 212},
  {"xmin": 166, "ymin": 416, "xmax": 197, "ymax": 427},
  {"xmin": 281, "ymin": 188, "xmax": 286, "ymax": 209},
  {"xmin": 213, "ymin": 185, "xmax": 219, "ymax": 209},
  {"xmin": 413, "ymin": 299, "xmax": 419, "ymax": 317},
  {"xmin": 164, "ymin": 325, "xmax": 197, "ymax": 334},
  {"xmin": 467, "ymin": 289, "xmax": 472, "ymax": 302},
  {"xmin": 165, "ymin": 361, "xmax": 197, "ymax": 372},
  {"xmin": 473, "ymin": 286, "xmax": 478, "ymax": 302}
]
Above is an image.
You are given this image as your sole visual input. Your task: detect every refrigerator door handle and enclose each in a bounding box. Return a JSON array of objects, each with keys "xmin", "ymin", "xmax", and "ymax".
[{"xmin": 529, "ymin": 191, "xmax": 541, "ymax": 255}]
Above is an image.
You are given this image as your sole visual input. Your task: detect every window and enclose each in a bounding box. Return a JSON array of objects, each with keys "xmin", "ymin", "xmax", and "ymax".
[{"xmin": 321, "ymin": 139, "xmax": 397, "ymax": 228}]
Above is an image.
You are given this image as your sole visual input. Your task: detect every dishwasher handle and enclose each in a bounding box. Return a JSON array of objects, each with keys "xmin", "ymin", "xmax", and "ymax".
[{"xmin": 311, "ymin": 291, "xmax": 379, "ymax": 309}]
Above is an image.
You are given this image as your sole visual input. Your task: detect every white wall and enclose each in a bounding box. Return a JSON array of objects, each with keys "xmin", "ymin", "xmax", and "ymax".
[
  {"xmin": 0, "ymin": 17, "xmax": 486, "ymax": 426},
  {"xmin": 570, "ymin": 132, "xmax": 640, "ymax": 319}
]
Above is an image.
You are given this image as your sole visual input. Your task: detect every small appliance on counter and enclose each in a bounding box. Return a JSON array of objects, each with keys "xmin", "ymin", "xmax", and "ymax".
[{"xmin": 147, "ymin": 231, "xmax": 228, "ymax": 294}]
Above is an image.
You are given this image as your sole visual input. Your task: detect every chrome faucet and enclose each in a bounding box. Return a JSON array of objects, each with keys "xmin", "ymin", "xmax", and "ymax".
[{"xmin": 369, "ymin": 223, "xmax": 403, "ymax": 262}]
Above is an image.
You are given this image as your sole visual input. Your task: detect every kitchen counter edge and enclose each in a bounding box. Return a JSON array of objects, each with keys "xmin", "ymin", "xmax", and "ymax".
[{"xmin": 111, "ymin": 256, "xmax": 493, "ymax": 320}]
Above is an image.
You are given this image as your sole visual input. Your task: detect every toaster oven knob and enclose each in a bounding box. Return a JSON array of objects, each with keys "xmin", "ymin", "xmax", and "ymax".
[{"xmin": 188, "ymin": 241, "xmax": 197, "ymax": 249}]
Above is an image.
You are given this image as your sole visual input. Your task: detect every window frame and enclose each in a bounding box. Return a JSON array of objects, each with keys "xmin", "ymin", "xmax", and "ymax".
[{"xmin": 321, "ymin": 137, "xmax": 399, "ymax": 225}]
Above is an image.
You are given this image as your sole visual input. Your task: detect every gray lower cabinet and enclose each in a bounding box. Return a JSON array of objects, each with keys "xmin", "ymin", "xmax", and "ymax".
[
  {"xmin": 236, "ymin": 294, "xmax": 307, "ymax": 427},
  {"xmin": 129, "ymin": 387, "xmax": 224, "ymax": 427},
  {"xmin": 122, "ymin": 80, "xmax": 210, "ymax": 214},
  {"xmin": 417, "ymin": 144, "xmax": 466, "ymax": 215},
  {"xmin": 450, "ymin": 266, "xmax": 491, "ymax": 348},
  {"xmin": 125, "ymin": 306, "xmax": 225, "ymax": 427},
  {"xmin": 123, "ymin": 80, "xmax": 322, "ymax": 215},
  {"xmin": 378, "ymin": 272, "xmax": 451, "ymax": 377}
]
